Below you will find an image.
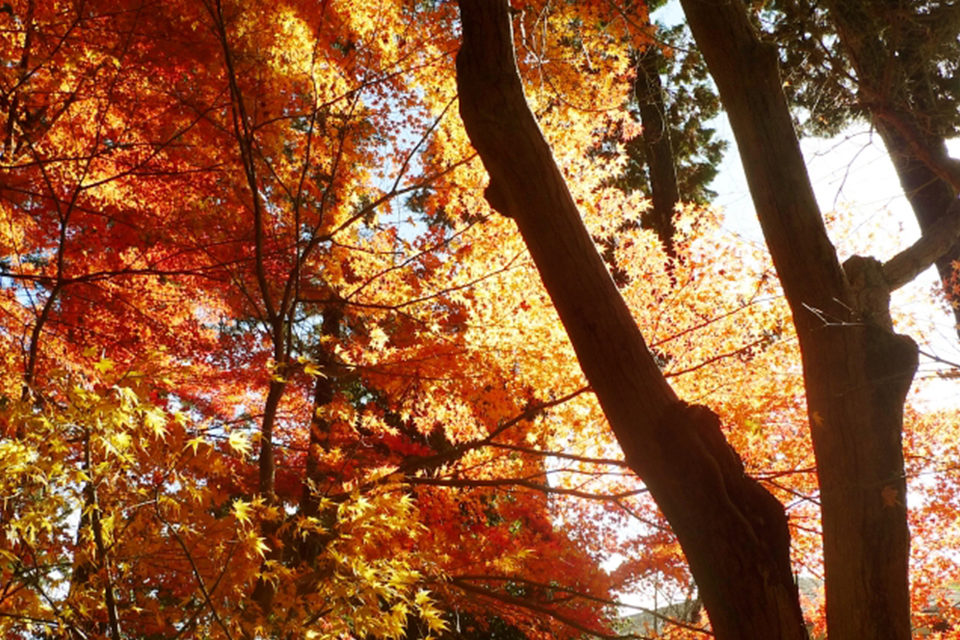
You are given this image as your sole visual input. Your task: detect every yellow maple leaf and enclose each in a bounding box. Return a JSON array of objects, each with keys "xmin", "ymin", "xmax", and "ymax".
[
  {"xmin": 250, "ymin": 535, "xmax": 270, "ymax": 558},
  {"xmin": 232, "ymin": 499, "xmax": 253, "ymax": 527},
  {"xmin": 303, "ymin": 362, "xmax": 325, "ymax": 377},
  {"xmin": 184, "ymin": 436, "xmax": 205, "ymax": 455},
  {"xmin": 414, "ymin": 589, "xmax": 431, "ymax": 607},
  {"xmin": 143, "ymin": 407, "xmax": 168, "ymax": 438},
  {"xmin": 228, "ymin": 431, "xmax": 252, "ymax": 457}
]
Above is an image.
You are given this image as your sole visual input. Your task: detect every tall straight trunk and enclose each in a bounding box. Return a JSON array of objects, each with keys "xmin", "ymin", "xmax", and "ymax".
[
  {"xmin": 678, "ymin": 1, "xmax": 918, "ymax": 638},
  {"xmin": 456, "ymin": 3, "xmax": 807, "ymax": 638}
]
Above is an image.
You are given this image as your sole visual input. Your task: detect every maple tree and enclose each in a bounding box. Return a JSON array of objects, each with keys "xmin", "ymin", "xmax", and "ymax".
[
  {"xmin": 0, "ymin": 1, "xmax": 958, "ymax": 639},
  {"xmin": 0, "ymin": 1, "xmax": 621, "ymax": 637},
  {"xmin": 456, "ymin": 1, "xmax": 960, "ymax": 639}
]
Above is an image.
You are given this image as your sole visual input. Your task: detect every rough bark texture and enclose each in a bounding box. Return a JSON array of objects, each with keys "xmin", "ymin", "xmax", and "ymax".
[
  {"xmin": 678, "ymin": 1, "xmax": 919, "ymax": 638},
  {"xmin": 644, "ymin": 403, "xmax": 807, "ymax": 639},
  {"xmin": 809, "ymin": 307, "xmax": 917, "ymax": 640},
  {"xmin": 456, "ymin": 3, "xmax": 807, "ymax": 638}
]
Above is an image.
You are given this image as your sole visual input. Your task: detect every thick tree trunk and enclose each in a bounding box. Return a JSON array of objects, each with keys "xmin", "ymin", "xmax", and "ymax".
[
  {"xmin": 678, "ymin": 1, "xmax": 918, "ymax": 638},
  {"xmin": 456, "ymin": 3, "xmax": 807, "ymax": 638}
]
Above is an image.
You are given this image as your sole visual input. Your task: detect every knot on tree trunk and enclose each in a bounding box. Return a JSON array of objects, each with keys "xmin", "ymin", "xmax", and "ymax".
[
  {"xmin": 655, "ymin": 402, "xmax": 793, "ymax": 578},
  {"xmin": 843, "ymin": 254, "xmax": 893, "ymax": 331},
  {"xmin": 651, "ymin": 402, "xmax": 805, "ymax": 638},
  {"xmin": 841, "ymin": 254, "xmax": 919, "ymax": 404}
]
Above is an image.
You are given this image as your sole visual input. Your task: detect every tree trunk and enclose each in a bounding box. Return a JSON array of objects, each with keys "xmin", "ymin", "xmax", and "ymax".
[
  {"xmin": 634, "ymin": 45, "xmax": 680, "ymax": 258},
  {"xmin": 821, "ymin": 0, "xmax": 960, "ymax": 338},
  {"xmin": 456, "ymin": 3, "xmax": 807, "ymax": 638},
  {"xmin": 875, "ymin": 127, "xmax": 960, "ymax": 315},
  {"xmin": 677, "ymin": 1, "xmax": 918, "ymax": 638}
]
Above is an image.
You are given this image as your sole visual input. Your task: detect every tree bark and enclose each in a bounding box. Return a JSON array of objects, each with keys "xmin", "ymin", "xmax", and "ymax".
[
  {"xmin": 822, "ymin": 0, "xmax": 960, "ymax": 338},
  {"xmin": 883, "ymin": 199, "xmax": 960, "ymax": 292},
  {"xmin": 634, "ymin": 45, "xmax": 680, "ymax": 258},
  {"xmin": 456, "ymin": 3, "xmax": 807, "ymax": 638},
  {"xmin": 877, "ymin": 135, "xmax": 960, "ymax": 304},
  {"xmin": 678, "ymin": 1, "xmax": 918, "ymax": 638}
]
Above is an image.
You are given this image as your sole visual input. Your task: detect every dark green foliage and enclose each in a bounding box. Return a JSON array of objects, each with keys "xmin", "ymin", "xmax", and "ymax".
[
  {"xmin": 759, "ymin": 0, "xmax": 960, "ymax": 139},
  {"xmin": 605, "ymin": 22, "xmax": 727, "ymax": 205}
]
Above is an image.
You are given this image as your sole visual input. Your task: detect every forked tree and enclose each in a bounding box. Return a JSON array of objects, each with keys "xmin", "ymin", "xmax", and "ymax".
[{"xmin": 455, "ymin": 1, "xmax": 960, "ymax": 638}]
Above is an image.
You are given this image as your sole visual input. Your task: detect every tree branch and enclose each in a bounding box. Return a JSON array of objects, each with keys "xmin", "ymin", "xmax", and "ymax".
[{"xmin": 882, "ymin": 197, "xmax": 960, "ymax": 291}]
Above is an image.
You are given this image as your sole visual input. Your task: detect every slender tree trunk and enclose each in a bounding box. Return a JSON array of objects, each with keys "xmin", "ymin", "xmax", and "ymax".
[
  {"xmin": 70, "ymin": 430, "xmax": 122, "ymax": 639},
  {"xmin": 298, "ymin": 305, "xmax": 343, "ymax": 564},
  {"xmin": 678, "ymin": 1, "xmax": 918, "ymax": 638},
  {"xmin": 258, "ymin": 378, "xmax": 286, "ymax": 499},
  {"xmin": 821, "ymin": 0, "xmax": 960, "ymax": 338},
  {"xmin": 634, "ymin": 45, "xmax": 679, "ymax": 258},
  {"xmin": 250, "ymin": 376, "xmax": 287, "ymax": 614},
  {"xmin": 456, "ymin": 3, "xmax": 807, "ymax": 638}
]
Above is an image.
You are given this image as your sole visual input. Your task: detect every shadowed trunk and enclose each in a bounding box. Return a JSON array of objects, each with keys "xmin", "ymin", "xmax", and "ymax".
[
  {"xmin": 456, "ymin": 2, "xmax": 807, "ymax": 637},
  {"xmin": 298, "ymin": 305, "xmax": 343, "ymax": 565},
  {"xmin": 634, "ymin": 45, "xmax": 680, "ymax": 258},
  {"xmin": 823, "ymin": 0, "xmax": 960, "ymax": 339},
  {"xmin": 678, "ymin": 1, "xmax": 918, "ymax": 638}
]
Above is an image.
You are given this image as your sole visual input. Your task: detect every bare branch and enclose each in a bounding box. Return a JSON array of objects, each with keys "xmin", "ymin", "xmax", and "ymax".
[
  {"xmin": 882, "ymin": 197, "xmax": 960, "ymax": 291},
  {"xmin": 448, "ymin": 577, "xmax": 654, "ymax": 640}
]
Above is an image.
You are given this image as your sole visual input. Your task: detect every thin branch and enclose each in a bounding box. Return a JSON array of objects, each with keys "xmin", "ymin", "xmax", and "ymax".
[
  {"xmin": 408, "ymin": 475, "xmax": 648, "ymax": 501},
  {"xmin": 453, "ymin": 574, "xmax": 712, "ymax": 636},
  {"xmin": 154, "ymin": 499, "xmax": 235, "ymax": 640},
  {"xmin": 322, "ymin": 386, "xmax": 593, "ymax": 503},
  {"xmin": 207, "ymin": 0, "xmax": 277, "ymax": 325},
  {"xmin": 664, "ymin": 336, "xmax": 769, "ymax": 378},
  {"xmin": 448, "ymin": 577, "xmax": 655, "ymax": 640},
  {"xmin": 917, "ymin": 347, "xmax": 960, "ymax": 371},
  {"xmin": 486, "ymin": 442, "xmax": 631, "ymax": 468}
]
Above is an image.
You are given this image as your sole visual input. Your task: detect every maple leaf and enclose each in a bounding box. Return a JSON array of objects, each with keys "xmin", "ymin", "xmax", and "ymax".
[
  {"xmin": 303, "ymin": 362, "xmax": 325, "ymax": 377},
  {"xmin": 250, "ymin": 535, "xmax": 271, "ymax": 559},
  {"xmin": 227, "ymin": 431, "xmax": 253, "ymax": 457},
  {"xmin": 0, "ymin": 2, "xmax": 953, "ymax": 639},
  {"xmin": 184, "ymin": 436, "xmax": 206, "ymax": 455},
  {"xmin": 143, "ymin": 407, "xmax": 168, "ymax": 439},
  {"xmin": 233, "ymin": 499, "xmax": 253, "ymax": 527}
]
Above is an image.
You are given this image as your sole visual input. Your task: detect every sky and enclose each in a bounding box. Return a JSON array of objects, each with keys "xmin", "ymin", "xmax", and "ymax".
[
  {"xmin": 713, "ymin": 114, "xmax": 960, "ymax": 403},
  {"xmin": 649, "ymin": 0, "xmax": 960, "ymax": 405},
  {"xmin": 606, "ymin": 0, "xmax": 960, "ymax": 613}
]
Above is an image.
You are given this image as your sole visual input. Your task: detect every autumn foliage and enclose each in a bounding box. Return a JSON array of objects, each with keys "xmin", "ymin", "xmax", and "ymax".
[{"xmin": 0, "ymin": 1, "xmax": 958, "ymax": 639}]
